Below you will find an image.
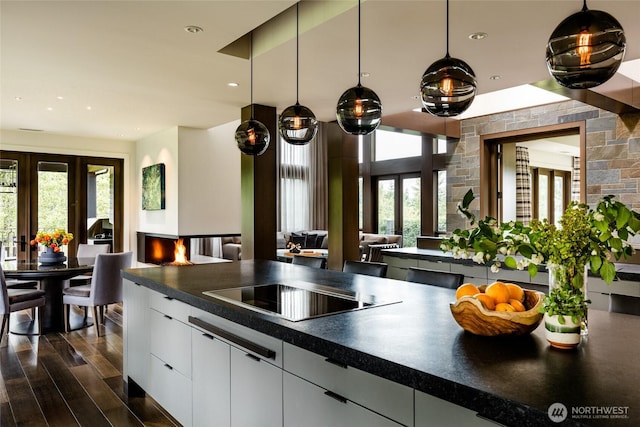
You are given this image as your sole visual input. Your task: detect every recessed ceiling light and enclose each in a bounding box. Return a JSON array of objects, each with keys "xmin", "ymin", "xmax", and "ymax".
[
  {"xmin": 56, "ymin": 96, "xmax": 64, "ymax": 100},
  {"xmin": 184, "ymin": 25, "xmax": 204, "ymax": 34},
  {"xmin": 14, "ymin": 96, "xmax": 22, "ymax": 101},
  {"xmin": 411, "ymin": 95, "xmax": 420, "ymax": 100},
  {"xmin": 468, "ymin": 32, "xmax": 488, "ymax": 40},
  {"xmin": 489, "ymin": 75, "xmax": 501, "ymax": 80},
  {"xmin": 86, "ymin": 106, "xmax": 92, "ymax": 110},
  {"xmin": 360, "ymin": 72, "xmax": 370, "ymax": 78},
  {"xmin": 46, "ymin": 107, "xmax": 53, "ymax": 111},
  {"xmin": 227, "ymin": 82, "xmax": 239, "ymax": 87}
]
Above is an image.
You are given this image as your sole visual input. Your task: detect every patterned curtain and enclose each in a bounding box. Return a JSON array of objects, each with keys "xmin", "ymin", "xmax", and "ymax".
[
  {"xmin": 515, "ymin": 146, "xmax": 532, "ymax": 225},
  {"xmin": 571, "ymin": 156, "xmax": 581, "ymax": 201}
]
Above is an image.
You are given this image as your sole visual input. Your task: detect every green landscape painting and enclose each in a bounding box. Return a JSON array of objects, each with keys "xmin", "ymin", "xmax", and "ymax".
[{"xmin": 142, "ymin": 163, "xmax": 165, "ymax": 210}]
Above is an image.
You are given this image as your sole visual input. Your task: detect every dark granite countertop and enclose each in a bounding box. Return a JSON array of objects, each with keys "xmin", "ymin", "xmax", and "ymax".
[{"xmin": 122, "ymin": 260, "xmax": 640, "ymax": 427}]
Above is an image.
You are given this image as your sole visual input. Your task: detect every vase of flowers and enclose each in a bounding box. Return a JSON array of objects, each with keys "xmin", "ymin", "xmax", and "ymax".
[
  {"xmin": 440, "ymin": 189, "xmax": 640, "ymax": 348},
  {"xmin": 31, "ymin": 229, "xmax": 74, "ymax": 265}
]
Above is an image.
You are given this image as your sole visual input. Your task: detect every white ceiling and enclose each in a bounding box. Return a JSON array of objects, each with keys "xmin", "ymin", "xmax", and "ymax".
[{"xmin": 1, "ymin": 0, "xmax": 639, "ymax": 142}]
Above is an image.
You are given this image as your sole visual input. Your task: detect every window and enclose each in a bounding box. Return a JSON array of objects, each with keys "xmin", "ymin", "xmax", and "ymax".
[
  {"xmin": 373, "ymin": 129, "xmax": 422, "ymax": 161},
  {"xmin": 437, "ymin": 170, "xmax": 447, "ymax": 233}
]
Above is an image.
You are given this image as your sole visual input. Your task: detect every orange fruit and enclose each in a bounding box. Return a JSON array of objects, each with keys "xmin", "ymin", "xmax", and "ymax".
[
  {"xmin": 495, "ymin": 302, "xmax": 516, "ymax": 312},
  {"xmin": 509, "ymin": 299, "xmax": 526, "ymax": 312},
  {"xmin": 485, "ymin": 282, "xmax": 511, "ymax": 304},
  {"xmin": 474, "ymin": 293, "xmax": 496, "ymax": 311},
  {"xmin": 456, "ymin": 283, "xmax": 481, "ymax": 300},
  {"xmin": 505, "ymin": 283, "xmax": 525, "ymax": 302}
]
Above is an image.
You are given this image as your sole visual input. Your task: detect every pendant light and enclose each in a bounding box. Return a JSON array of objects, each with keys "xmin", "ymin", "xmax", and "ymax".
[
  {"xmin": 546, "ymin": 0, "xmax": 626, "ymax": 89},
  {"xmin": 235, "ymin": 32, "xmax": 270, "ymax": 156},
  {"xmin": 336, "ymin": 0, "xmax": 382, "ymax": 136},
  {"xmin": 279, "ymin": 3, "xmax": 318, "ymax": 145},
  {"xmin": 420, "ymin": 0, "xmax": 476, "ymax": 117}
]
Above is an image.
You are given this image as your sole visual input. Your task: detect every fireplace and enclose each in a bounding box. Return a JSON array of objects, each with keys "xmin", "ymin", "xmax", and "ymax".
[{"xmin": 137, "ymin": 233, "xmax": 190, "ymax": 264}]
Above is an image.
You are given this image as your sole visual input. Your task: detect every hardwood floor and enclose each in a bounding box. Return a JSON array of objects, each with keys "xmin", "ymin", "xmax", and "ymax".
[{"xmin": 0, "ymin": 305, "xmax": 179, "ymax": 426}]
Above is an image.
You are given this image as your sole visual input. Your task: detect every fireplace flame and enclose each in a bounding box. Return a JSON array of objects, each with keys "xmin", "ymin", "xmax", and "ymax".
[{"xmin": 171, "ymin": 238, "xmax": 193, "ymax": 265}]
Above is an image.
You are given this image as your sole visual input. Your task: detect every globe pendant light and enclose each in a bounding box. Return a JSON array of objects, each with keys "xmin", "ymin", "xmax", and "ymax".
[
  {"xmin": 336, "ymin": 0, "xmax": 382, "ymax": 136},
  {"xmin": 279, "ymin": 3, "xmax": 318, "ymax": 145},
  {"xmin": 546, "ymin": 0, "xmax": 626, "ymax": 89},
  {"xmin": 235, "ymin": 32, "xmax": 270, "ymax": 156},
  {"xmin": 420, "ymin": 0, "xmax": 476, "ymax": 117}
]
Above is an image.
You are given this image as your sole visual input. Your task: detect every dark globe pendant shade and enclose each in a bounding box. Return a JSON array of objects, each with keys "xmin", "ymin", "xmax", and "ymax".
[
  {"xmin": 546, "ymin": 3, "xmax": 626, "ymax": 89},
  {"xmin": 336, "ymin": 84, "xmax": 382, "ymax": 136},
  {"xmin": 420, "ymin": 55, "xmax": 477, "ymax": 117},
  {"xmin": 235, "ymin": 119, "xmax": 270, "ymax": 156},
  {"xmin": 279, "ymin": 103, "xmax": 318, "ymax": 145}
]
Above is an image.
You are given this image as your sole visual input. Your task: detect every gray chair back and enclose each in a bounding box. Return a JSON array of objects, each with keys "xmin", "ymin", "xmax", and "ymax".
[
  {"xmin": 292, "ymin": 256, "xmax": 327, "ymax": 269},
  {"xmin": 0, "ymin": 265, "xmax": 10, "ymax": 315},
  {"xmin": 77, "ymin": 243, "xmax": 110, "ymax": 261},
  {"xmin": 609, "ymin": 294, "xmax": 640, "ymax": 316},
  {"xmin": 88, "ymin": 252, "xmax": 133, "ymax": 306},
  {"xmin": 405, "ymin": 267, "xmax": 464, "ymax": 289},
  {"xmin": 343, "ymin": 261, "xmax": 388, "ymax": 278}
]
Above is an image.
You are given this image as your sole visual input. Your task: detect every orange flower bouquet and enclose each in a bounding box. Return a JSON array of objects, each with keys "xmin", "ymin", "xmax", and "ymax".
[{"xmin": 30, "ymin": 229, "xmax": 74, "ymax": 252}]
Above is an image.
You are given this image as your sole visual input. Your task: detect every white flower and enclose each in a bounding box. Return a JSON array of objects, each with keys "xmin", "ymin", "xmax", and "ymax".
[
  {"xmin": 452, "ymin": 234, "xmax": 461, "ymax": 243},
  {"xmin": 530, "ymin": 253, "xmax": 544, "ymax": 265},
  {"xmin": 594, "ymin": 212, "xmax": 605, "ymax": 221},
  {"xmin": 472, "ymin": 251, "xmax": 485, "ymax": 264},
  {"xmin": 499, "ymin": 246, "xmax": 508, "ymax": 255},
  {"xmin": 591, "ymin": 249, "xmax": 598, "ymax": 256},
  {"xmin": 490, "ymin": 263, "xmax": 501, "ymax": 273}
]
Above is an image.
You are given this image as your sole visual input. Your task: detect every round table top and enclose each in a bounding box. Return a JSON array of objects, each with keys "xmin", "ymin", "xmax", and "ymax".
[{"xmin": 2, "ymin": 258, "xmax": 94, "ymax": 279}]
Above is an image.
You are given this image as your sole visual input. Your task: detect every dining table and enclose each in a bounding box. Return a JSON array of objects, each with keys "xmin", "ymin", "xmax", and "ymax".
[{"xmin": 2, "ymin": 257, "xmax": 95, "ymax": 334}]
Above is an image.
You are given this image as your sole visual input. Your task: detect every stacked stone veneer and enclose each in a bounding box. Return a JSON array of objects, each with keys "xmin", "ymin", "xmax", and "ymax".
[{"xmin": 446, "ymin": 100, "xmax": 640, "ymax": 232}]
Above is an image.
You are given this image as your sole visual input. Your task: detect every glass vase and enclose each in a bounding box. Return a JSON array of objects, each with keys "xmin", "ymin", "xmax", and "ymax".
[{"xmin": 548, "ymin": 264, "xmax": 588, "ymax": 336}]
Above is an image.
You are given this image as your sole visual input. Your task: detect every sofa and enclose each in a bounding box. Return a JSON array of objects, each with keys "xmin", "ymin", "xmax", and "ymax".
[{"xmin": 222, "ymin": 236, "xmax": 242, "ymax": 261}]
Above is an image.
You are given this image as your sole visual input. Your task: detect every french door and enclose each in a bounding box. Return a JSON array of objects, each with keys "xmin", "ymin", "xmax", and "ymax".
[
  {"xmin": 0, "ymin": 151, "xmax": 123, "ymax": 262},
  {"xmin": 375, "ymin": 174, "xmax": 421, "ymax": 247}
]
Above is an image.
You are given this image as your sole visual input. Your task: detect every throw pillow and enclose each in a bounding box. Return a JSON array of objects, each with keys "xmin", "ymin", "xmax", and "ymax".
[{"xmin": 304, "ymin": 233, "xmax": 317, "ymax": 249}]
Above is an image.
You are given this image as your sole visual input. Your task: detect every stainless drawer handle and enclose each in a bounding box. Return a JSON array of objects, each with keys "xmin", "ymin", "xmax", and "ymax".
[
  {"xmin": 163, "ymin": 314, "xmax": 172, "ymax": 320},
  {"xmin": 324, "ymin": 390, "xmax": 347, "ymax": 404},
  {"xmin": 188, "ymin": 316, "xmax": 276, "ymax": 360},
  {"xmin": 202, "ymin": 333, "xmax": 214, "ymax": 340},
  {"xmin": 325, "ymin": 358, "xmax": 347, "ymax": 369},
  {"xmin": 246, "ymin": 353, "xmax": 261, "ymax": 362},
  {"xmin": 163, "ymin": 296, "xmax": 174, "ymax": 300},
  {"xmin": 164, "ymin": 363, "xmax": 173, "ymax": 370}
]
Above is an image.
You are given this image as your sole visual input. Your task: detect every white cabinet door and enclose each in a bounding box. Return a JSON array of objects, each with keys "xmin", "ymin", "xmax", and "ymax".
[
  {"xmin": 415, "ymin": 390, "xmax": 500, "ymax": 426},
  {"xmin": 148, "ymin": 354, "xmax": 193, "ymax": 426},
  {"xmin": 192, "ymin": 328, "xmax": 231, "ymax": 427},
  {"xmin": 230, "ymin": 346, "xmax": 282, "ymax": 427},
  {"xmin": 149, "ymin": 308, "xmax": 192, "ymax": 377},
  {"xmin": 123, "ymin": 280, "xmax": 149, "ymax": 390},
  {"xmin": 283, "ymin": 372, "xmax": 404, "ymax": 427}
]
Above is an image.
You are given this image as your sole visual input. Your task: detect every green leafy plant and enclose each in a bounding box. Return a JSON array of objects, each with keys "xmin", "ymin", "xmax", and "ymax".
[
  {"xmin": 440, "ymin": 189, "xmax": 640, "ymax": 315},
  {"xmin": 541, "ymin": 282, "xmax": 589, "ymax": 324}
]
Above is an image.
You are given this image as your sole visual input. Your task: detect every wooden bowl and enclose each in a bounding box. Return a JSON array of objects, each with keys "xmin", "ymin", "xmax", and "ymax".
[{"xmin": 449, "ymin": 289, "xmax": 545, "ymax": 336}]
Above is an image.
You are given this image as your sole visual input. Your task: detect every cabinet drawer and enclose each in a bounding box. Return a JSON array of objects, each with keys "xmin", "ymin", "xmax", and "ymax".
[
  {"xmin": 190, "ymin": 307, "xmax": 283, "ymax": 368},
  {"xmin": 415, "ymin": 390, "xmax": 499, "ymax": 426},
  {"xmin": 284, "ymin": 372, "xmax": 404, "ymax": 427},
  {"xmin": 149, "ymin": 290, "xmax": 191, "ymax": 323},
  {"xmin": 383, "ymin": 256, "xmax": 418, "ymax": 269},
  {"xmin": 450, "ymin": 264, "xmax": 488, "ymax": 282},
  {"xmin": 149, "ymin": 309, "xmax": 191, "ymax": 377},
  {"xmin": 148, "ymin": 354, "xmax": 192, "ymax": 427},
  {"xmin": 283, "ymin": 343, "xmax": 413, "ymax": 427},
  {"xmin": 417, "ymin": 260, "xmax": 450, "ymax": 272}
]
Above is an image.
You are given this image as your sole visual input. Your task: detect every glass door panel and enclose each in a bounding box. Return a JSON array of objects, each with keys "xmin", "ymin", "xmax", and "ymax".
[
  {"xmin": 402, "ymin": 177, "xmax": 420, "ymax": 247},
  {"xmin": 0, "ymin": 159, "xmax": 18, "ymax": 261},
  {"xmin": 377, "ymin": 179, "xmax": 395, "ymax": 234},
  {"xmin": 37, "ymin": 161, "xmax": 70, "ymax": 253},
  {"xmin": 87, "ymin": 164, "xmax": 115, "ymax": 252}
]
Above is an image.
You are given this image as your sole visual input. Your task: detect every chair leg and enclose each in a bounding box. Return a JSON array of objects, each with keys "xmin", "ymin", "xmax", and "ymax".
[
  {"xmin": 92, "ymin": 306, "xmax": 101, "ymax": 337},
  {"xmin": 37, "ymin": 307, "xmax": 43, "ymax": 336},
  {"xmin": 63, "ymin": 304, "xmax": 70, "ymax": 333},
  {"xmin": 1, "ymin": 314, "xmax": 8, "ymax": 338}
]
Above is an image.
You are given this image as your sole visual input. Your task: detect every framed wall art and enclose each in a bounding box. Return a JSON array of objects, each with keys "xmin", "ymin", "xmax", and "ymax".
[{"xmin": 142, "ymin": 163, "xmax": 165, "ymax": 210}]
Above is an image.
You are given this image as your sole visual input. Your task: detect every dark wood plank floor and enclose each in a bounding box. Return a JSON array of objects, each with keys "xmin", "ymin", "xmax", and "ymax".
[{"xmin": 1, "ymin": 305, "xmax": 180, "ymax": 426}]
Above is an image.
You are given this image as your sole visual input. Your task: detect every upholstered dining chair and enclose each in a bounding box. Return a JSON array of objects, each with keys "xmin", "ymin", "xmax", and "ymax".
[
  {"xmin": 62, "ymin": 251, "xmax": 132, "ymax": 337},
  {"xmin": 0, "ymin": 241, "xmax": 39, "ymax": 289},
  {"xmin": 343, "ymin": 260, "xmax": 388, "ymax": 278},
  {"xmin": 405, "ymin": 267, "xmax": 464, "ymax": 289},
  {"xmin": 1, "ymin": 265, "xmax": 46, "ymax": 338},
  {"xmin": 291, "ymin": 255, "xmax": 327, "ymax": 269},
  {"xmin": 67, "ymin": 243, "xmax": 110, "ymax": 287}
]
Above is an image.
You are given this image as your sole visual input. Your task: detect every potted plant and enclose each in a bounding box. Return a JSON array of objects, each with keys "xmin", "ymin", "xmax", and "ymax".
[{"xmin": 440, "ymin": 189, "xmax": 640, "ymax": 348}]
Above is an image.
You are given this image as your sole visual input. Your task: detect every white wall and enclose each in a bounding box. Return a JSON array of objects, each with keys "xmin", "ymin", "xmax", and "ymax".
[
  {"xmin": 177, "ymin": 122, "xmax": 241, "ymax": 235},
  {"xmin": 136, "ymin": 127, "xmax": 180, "ymax": 235},
  {"xmin": 0, "ymin": 129, "xmax": 136, "ymax": 251}
]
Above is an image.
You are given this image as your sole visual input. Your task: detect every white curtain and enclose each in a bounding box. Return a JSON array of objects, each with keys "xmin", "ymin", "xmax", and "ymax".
[
  {"xmin": 279, "ymin": 137, "xmax": 312, "ymax": 232},
  {"xmin": 515, "ymin": 146, "xmax": 532, "ymax": 225}
]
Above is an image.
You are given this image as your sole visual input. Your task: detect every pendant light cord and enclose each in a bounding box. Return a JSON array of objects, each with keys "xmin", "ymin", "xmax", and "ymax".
[
  {"xmin": 250, "ymin": 31, "xmax": 254, "ymax": 119},
  {"xmin": 582, "ymin": 0, "xmax": 588, "ymax": 12},
  {"xmin": 296, "ymin": 3, "xmax": 300, "ymax": 103},
  {"xmin": 445, "ymin": 0, "xmax": 450, "ymax": 58},
  {"xmin": 357, "ymin": 0, "xmax": 361, "ymax": 86}
]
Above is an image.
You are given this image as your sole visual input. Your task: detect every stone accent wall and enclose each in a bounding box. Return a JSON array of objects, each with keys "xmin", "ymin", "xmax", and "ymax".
[{"xmin": 446, "ymin": 100, "xmax": 640, "ymax": 232}]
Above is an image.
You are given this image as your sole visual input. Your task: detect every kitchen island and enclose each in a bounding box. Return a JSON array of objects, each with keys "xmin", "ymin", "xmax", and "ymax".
[{"xmin": 122, "ymin": 260, "xmax": 639, "ymax": 427}]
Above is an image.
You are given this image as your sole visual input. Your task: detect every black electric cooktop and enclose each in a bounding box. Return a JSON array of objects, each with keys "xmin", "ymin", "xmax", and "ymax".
[{"xmin": 203, "ymin": 282, "xmax": 398, "ymax": 321}]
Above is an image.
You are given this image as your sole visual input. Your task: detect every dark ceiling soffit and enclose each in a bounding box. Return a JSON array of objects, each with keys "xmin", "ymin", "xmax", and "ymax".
[{"xmin": 532, "ymin": 78, "xmax": 640, "ymax": 115}]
